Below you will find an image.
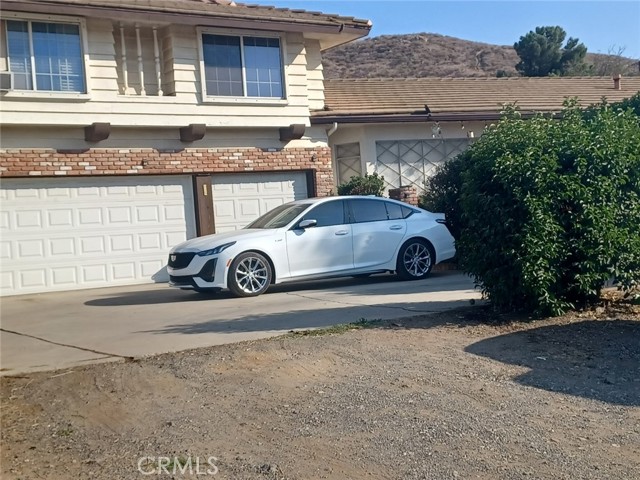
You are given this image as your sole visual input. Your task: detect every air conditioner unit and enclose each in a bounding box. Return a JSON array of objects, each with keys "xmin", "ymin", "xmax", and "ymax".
[{"xmin": 0, "ymin": 72, "xmax": 14, "ymax": 92}]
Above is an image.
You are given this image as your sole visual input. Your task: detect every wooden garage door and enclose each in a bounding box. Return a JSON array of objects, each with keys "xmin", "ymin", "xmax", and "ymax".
[
  {"xmin": 0, "ymin": 176, "xmax": 196, "ymax": 296},
  {"xmin": 211, "ymin": 172, "xmax": 309, "ymax": 232}
]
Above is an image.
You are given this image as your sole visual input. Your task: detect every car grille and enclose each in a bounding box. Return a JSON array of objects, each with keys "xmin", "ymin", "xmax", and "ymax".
[{"xmin": 168, "ymin": 252, "xmax": 196, "ymax": 269}]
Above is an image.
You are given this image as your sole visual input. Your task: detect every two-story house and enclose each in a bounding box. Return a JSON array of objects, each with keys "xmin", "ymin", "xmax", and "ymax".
[{"xmin": 0, "ymin": 0, "xmax": 371, "ymax": 295}]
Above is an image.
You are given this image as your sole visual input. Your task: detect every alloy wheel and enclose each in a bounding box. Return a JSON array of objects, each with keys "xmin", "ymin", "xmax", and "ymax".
[
  {"xmin": 234, "ymin": 256, "xmax": 269, "ymax": 294},
  {"xmin": 402, "ymin": 242, "xmax": 432, "ymax": 277}
]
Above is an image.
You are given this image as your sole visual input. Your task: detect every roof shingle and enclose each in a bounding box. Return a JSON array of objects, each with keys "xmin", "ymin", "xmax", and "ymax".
[
  {"xmin": 7, "ymin": 0, "xmax": 372, "ymax": 29},
  {"xmin": 317, "ymin": 77, "xmax": 640, "ymax": 118}
]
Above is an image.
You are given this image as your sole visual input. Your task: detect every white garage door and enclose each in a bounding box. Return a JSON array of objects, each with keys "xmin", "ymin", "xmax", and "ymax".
[
  {"xmin": 212, "ymin": 172, "xmax": 309, "ymax": 232},
  {"xmin": 0, "ymin": 176, "xmax": 196, "ymax": 296}
]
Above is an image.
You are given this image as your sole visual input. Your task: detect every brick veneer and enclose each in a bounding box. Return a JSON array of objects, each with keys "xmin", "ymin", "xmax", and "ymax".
[
  {"xmin": 0, "ymin": 146, "xmax": 334, "ymax": 196},
  {"xmin": 388, "ymin": 185, "xmax": 419, "ymax": 206}
]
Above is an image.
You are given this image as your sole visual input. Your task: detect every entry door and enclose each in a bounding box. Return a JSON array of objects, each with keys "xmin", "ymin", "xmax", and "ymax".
[{"xmin": 285, "ymin": 199, "xmax": 354, "ymax": 278}]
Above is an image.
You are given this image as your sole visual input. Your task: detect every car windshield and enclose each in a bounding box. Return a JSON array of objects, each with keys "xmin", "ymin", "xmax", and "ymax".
[{"xmin": 245, "ymin": 203, "xmax": 311, "ymax": 229}]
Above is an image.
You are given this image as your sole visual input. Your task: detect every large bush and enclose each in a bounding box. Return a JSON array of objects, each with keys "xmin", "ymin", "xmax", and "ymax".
[
  {"xmin": 419, "ymin": 150, "xmax": 470, "ymax": 241},
  {"xmin": 337, "ymin": 173, "xmax": 385, "ymax": 196},
  {"xmin": 458, "ymin": 98, "xmax": 640, "ymax": 315}
]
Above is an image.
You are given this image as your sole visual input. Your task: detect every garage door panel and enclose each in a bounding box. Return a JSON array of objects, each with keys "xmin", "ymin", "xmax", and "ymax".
[
  {"xmin": 49, "ymin": 238, "xmax": 75, "ymax": 256},
  {"xmin": 212, "ymin": 172, "xmax": 308, "ymax": 232},
  {"xmin": 52, "ymin": 267, "xmax": 77, "ymax": 286},
  {"xmin": 19, "ymin": 240, "xmax": 45, "ymax": 258},
  {"xmin": 112, "ymin": 263, "xmax": 136, "ymax": 280},
  {"xmin": 80, "ymin": 237, "xmax": 105, "ymax": 254},
  {"xmin": 107, "ymin": 207, "xmax": 131, "ymax": 224},
  {"xmin": 48, "ymin": 209, "xmax": 74, "ymax": 227},
  {"xmin": 1, "ymin": 176, "xmax": 196, "ymax": 295},
  {"xmin": 0, "ymin": 241, "xmax": 11, "ymax": 259},
  {"xmin": 264, "ymin": 198, "xmax": 286, "ymax": 211},
  {"xmin": 164, "ymin": 204, "xmax": 186, "ymax": 221},
  {"xmin": 21, "ymin": 269, "xmax": 46, "ymax": 288},
  {"xmin": 135, "ymin": 205, "xmax": 160, "ymax": 223},
  {"xmin": 79, "ymin": 208, "xmax": 102, "ymax": 225}
]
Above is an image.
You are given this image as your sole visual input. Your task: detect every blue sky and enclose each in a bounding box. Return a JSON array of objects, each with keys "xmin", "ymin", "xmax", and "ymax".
[{"xmin": 268, "ymin": 1, "xmax": 640, "ymax": 59}]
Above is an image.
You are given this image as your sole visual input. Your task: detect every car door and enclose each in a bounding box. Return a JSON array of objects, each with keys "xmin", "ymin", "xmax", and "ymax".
[
  {"xmin": 284, "ymin": 199, "xmax": 354, "ymax": 278},
  {"xmin": 348, "ymin": 199, "xmax": 407, "ymax": 269}
]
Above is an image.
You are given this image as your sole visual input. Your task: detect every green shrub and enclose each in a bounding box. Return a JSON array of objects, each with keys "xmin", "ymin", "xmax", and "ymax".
[
  {"xmin": 337, "ymin": 173, "xmax": 385, "ymax": 196},
  {"xmin": 458, "ymin": 99, "xmax": 640, "ymax": 316},
  {"xmin": 419, "ymin": 150, "xmax": 470, "ymax": 240}
]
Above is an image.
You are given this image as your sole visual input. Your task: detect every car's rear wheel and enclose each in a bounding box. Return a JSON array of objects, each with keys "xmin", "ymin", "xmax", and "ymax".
[
  {"xmin": 228, "ymin": 252, "xmax": 272, "ymax": 297},
  {"xmin": 396, "ymin": 239, "xmax": 433, "ymax": 280}
]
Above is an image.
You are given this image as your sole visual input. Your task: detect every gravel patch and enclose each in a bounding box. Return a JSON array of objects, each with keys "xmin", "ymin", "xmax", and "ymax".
[{"xmin": 2, "ymin": 303, "xmax": 639, "ymax": 480}]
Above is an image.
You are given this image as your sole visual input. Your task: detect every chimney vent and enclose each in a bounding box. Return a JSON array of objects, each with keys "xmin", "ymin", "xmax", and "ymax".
[{"xmin": 613, "ymin": 75, "xmax": 622, "ymax": 90}]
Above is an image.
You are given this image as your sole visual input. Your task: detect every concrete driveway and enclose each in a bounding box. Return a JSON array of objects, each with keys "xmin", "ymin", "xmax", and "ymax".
[{"xmin": 0, "ymin": 272, "xmax": 480, "ymax": 375}]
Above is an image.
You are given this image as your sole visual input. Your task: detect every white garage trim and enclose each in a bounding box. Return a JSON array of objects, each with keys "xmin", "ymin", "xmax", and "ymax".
[
  {"xmin": 212, "ymin": 171, "xmax": 309, "ymax": 232},
  {"xmin": 0, "ymin": 176, "xmax": 196, "ymax": 296}
]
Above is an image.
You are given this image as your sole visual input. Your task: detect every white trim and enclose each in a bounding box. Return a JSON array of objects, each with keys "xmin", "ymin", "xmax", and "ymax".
[
  {"xmin": 0, "ymin": 91, "xmax": 91, "ymax": 101},
  {"xmin": 196, "ymin": 26, "xmax": 287, "ymax": 103}
]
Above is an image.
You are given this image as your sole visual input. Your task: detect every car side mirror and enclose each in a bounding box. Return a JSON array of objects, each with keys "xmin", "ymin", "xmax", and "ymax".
[{"xmin": 298, "ymin": 219, "xmax": 317, "ymax": 229}]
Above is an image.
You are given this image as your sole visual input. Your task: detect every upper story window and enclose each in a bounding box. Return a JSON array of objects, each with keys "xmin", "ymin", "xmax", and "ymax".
[
  {"xmin": 4, "ymin": 19, "xmax": 85, "ymax": 93},
  {"xmin": 201, "ymin": 33, "xmax": 284, "ymax": 99}
]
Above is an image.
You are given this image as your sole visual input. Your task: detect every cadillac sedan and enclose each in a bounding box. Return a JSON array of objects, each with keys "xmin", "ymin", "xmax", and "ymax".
[{"xmin": 167, "ymin": 196, "xmax": 455, "ymax": 297}]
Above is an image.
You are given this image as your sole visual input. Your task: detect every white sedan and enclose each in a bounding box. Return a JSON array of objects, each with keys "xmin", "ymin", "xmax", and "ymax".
[{"xmin": 167, "ymin": 196, "xmax": 455, "ymax": 297}]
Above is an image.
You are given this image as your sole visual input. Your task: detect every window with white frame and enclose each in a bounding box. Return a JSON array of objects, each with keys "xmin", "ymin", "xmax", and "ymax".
[
  {"xmin": 4, "ymin": 18, "xmax": 85, "ymax": 93},
  {"xmin": 201, "ymin": 33, "xmax": 284, "ymax": 98}
]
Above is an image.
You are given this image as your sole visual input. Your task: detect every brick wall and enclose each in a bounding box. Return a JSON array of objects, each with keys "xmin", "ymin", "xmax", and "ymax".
[
  {"xmin": 388, "ymin": 185, "xmax": 419, "ymax": 206},
  {"xmin": 0, "ymin": 146, "xmax": 335, "ymax": 196}
]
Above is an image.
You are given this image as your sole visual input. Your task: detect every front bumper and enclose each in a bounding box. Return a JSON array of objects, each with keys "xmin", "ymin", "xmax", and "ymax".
[{"xmin": 167, "ymin": 252, "xmax": 226, "ymax": 289}]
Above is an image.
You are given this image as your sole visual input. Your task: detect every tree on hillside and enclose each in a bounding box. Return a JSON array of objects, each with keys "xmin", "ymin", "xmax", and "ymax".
[
  {"xmin": 514, "ymin": 26, "xmax": 588, "ymax": 76},
  {"xmin": 591, "ymin": 46, "xmax": 639, "ymax": 76}
]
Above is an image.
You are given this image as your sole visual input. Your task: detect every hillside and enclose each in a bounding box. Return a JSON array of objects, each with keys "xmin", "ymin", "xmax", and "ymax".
[{"xmin": 322, "ymin": 33, "xmax": 639, "ymax": 78}]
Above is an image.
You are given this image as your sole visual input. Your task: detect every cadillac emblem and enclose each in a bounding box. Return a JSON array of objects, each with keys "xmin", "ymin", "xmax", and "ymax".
[{"xmin": 170, "ymin": 255, "xmax": 177, "ymax": 262}]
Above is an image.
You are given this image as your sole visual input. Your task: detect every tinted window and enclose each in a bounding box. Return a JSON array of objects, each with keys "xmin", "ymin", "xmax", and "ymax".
[
  {"xmin": 246, "ymin": 203, "xmax": 310, "ymax": 229},
  {"xmin": 401, "ymin": 206, "xmax": 416, "ymax": 219},
  {"xmin": 385, "ymin": 202, "xmax": 404, "ymax": 220},
  {"xmin": 350, "ymin": 199, "xmax": 388, "ymax": 223},
  {"xmin": 300, "ymin": 200, "xmax": 345, "ymax": 227}
]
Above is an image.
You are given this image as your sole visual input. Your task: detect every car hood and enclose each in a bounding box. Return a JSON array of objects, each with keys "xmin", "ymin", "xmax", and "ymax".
[{"xmin": 170, "ymin": 229, "xmax": 276, "ymax": 252}]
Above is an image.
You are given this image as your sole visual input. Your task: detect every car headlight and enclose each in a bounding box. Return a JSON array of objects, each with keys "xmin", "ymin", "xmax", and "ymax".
[{"xmin": 196, "ymin": 241, "xmax": 236, "ymax": 257}]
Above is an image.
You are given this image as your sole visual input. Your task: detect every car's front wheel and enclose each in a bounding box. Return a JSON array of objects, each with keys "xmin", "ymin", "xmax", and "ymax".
[
  {"xmin": 228, "ymin": 252, "xmax": 272, "ymax": 297},
  {"xmin": 396, "ymin": 239, "xmax": 433, "ymax": 280}
]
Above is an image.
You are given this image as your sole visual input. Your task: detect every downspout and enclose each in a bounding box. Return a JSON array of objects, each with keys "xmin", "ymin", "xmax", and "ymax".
[{"xmin": 326, "ymin": 122, "xmax": 339, "ymax": 189}]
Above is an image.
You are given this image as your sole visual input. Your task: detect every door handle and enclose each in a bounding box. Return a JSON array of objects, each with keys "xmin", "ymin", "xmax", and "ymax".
[
  {"xmin": 335, "ymin": 230, "xmax": 349, "ymax": 236},
  {"xmin": 390, "ymin": 225, "xmax": 403, "ymax": 230}
]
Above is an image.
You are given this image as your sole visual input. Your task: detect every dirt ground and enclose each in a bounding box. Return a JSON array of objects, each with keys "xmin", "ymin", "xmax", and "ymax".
[{"xmin": 2, "ymin": 298, "xmax": 639, "ymax": 480}]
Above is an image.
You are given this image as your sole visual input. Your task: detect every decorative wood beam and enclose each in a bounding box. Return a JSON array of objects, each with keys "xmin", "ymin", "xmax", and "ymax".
[
  {"xmin": 84, "ymin": 123, "xmax": 111, "ymax": 142},
  {"xmin": 279, "ymin": 124, "xmax": 305, "ymax": 142},
  {"xmin": 180, "ymin": 124, "xmax": 206, "ymax": 142}
]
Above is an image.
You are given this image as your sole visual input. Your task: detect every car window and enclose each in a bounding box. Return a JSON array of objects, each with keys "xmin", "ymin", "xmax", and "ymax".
[
  {"xmin": 246, "ymin": 203, "xmax": 310, "ymax": 229},
  {"xmin": 300, "ymin": 200, "xmax": 345, "ymax": 227},
  {"xmin": 349, "ymin": 199, "xmax": 389, "ymax": 223},
  {"xmin": 401, "ymin": 206, "xmax": 416, "ymax": 219},
  {"xmin": 385, "ymin": 202, "xmax": 404, "ymax": 220}
]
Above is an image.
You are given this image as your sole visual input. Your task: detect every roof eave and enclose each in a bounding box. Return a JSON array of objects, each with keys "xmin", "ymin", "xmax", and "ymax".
[
  {"xmin": 310, "ymin": 111, "xmax": 555, "ymax": 124},
  {"xmin": 1, "ymin": 1, "xmax": 372, "ymax": 39}
]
